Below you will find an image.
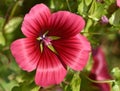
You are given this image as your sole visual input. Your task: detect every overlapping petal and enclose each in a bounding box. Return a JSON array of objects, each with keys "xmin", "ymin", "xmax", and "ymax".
[
  {"xmin": 52, "ymin": 34, "xmax": 91, "ymax": 71},
  {"xmin": 22, "ymin": 4, "xmax": 51, "ymax": 38},
  {"xmin": 10, "ymin": 38, "xmax": 41, "ymax": 72},
  {"xmin": 48, "ymin": 11, "xmax": 85, "ymax": 38},
  {"xmin": 35, "ymin": 46, "xmax": 67, "ymax": 87}
]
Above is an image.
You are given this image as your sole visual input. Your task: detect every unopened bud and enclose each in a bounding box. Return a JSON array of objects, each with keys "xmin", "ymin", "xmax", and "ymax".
[{"xmin": 100, "ymin": 16, "xmax": 109, "ymax": 24}]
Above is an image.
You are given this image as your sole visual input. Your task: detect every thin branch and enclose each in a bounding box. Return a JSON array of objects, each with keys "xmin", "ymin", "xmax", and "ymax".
[{"xmin": 66, "ymin": 0, "xmax": 72, "ymax": 12}]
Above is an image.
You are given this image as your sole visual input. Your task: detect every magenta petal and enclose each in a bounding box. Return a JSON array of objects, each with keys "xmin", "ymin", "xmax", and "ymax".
[
  {"xmin": 98, "ymin": 83, "xmax": 111, "ymax": 91},
  {"xmin": 48, "ymin": 11, "xmax": 85, "ymax": 38},
  {"xmin": 91, "ymin": 47, "xmax": 111, "ymax": 80},
  {"xmin": 22, "ymin": 4, "xmax": 51, "ymax": 37},
  {"xmin": 52, "ymin": 34, "xmax": 91, "ymax": 71},
  {"xmin": 35, "ymin": 46, "xmax": 67, "ymax": 87},
  {"xmin": 10, "ymin": 38, "xmax": 41, "ymax": 72},
  {"xmin": 90, "ymin": 47, "xmax": 111, "ymax": 91}
]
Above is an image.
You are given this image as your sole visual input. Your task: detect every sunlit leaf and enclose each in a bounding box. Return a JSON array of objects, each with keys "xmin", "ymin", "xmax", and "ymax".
[
  {"xmin": 112, "ymin": 83, "xmax": 120, "ymax": 91},
  {"xmin": 63, "ymin": 71, "xmax": 81, "ymax": 91},
  {"xmin": 111, "ymin": 67, "xmax": 120, "ymax": 91},
  {"xmin": 112, "ymin": 67, "xmax": 120, "ymax": 80},
  {"xmin": 85, "ymin": 0, "xmax": 92, "ymax": 6},
  {"xmin": 78, "ymin": 0, "xmax": 89, "ymax": 17},
  {"xmin": 70, "ymin": 72, "xmax": 81, "ymax": 91},
  {"xmin": 109, "ymin": 9, "xmax": 120, "ymax": 26},
  {"xmin": 88, "ymin": 1, "xmax": 106, "ymax": 21},
  {"xmin": 4, "ymin": 17, "xmax": 23, "ymax": 34}
]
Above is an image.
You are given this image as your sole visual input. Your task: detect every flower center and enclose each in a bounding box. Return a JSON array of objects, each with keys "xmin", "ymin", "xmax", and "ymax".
[
  {"xmin": 37, "ymin": 34, "xmax": 52, "ymax": 46},
  {"xmin": 36, "ymin": 32, "xmax": 60, "ymax": 53},
  {"xmin": 42, "ymin": 36, "xmax": 52, "ymax": 45}
]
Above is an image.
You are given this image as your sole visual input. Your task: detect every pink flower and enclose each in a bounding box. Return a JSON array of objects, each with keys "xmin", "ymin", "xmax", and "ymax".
[
  {"xmin": 90, "ymin": 47, "xmax": 111, "ymax": 91},
  {"xmin": 117, "ymin": 0, "xmax": 120, "ymax": 7},
  {"xmin": 10, "ymin": 4, "xmax": 91, "ymax": 87}
]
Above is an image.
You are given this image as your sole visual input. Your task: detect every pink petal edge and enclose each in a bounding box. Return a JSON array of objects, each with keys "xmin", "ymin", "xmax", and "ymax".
[
  {"xmin": 10, "ymin": 38, "xmax": 41, "ymax": 72},
  {"xmin": 22, "ymin": 4, "xmax": 51, "ymax": 38},
  {"xmin": 48, "ymin": 11, "xmax": 85, "ymax": 38},
  {"xmin": 52, "ymin": 34, "xmax": 91, "ymax": 71}
]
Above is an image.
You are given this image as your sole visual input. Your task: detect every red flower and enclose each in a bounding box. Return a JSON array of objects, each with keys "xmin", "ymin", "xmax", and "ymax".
[
  {"xmin": 10, "ymin": 4, "xmax": 91, "ymax": 87},
  {"xmin": 90, "ymin": 47, "xmax": 111, "ymax": 91}
]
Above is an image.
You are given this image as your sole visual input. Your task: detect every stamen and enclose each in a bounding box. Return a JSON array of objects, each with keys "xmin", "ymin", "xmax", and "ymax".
[
  {"xmin": 36, "ymin": 31, "xmax": 60, "ymax": 54},
  {"xmin": 40, "ymin": 43, "xmax": 43, "ymax": 52},
  {"xmin": 49, "ymin": 36, "xmax": 60, "ymax": 40},
  {"xmin": 47, "ymin": 44, "xmax": 58, "ymax": 54},
  {"xmin": 36, "ymin": 37, "xmax": 42, "ymax": 41}
]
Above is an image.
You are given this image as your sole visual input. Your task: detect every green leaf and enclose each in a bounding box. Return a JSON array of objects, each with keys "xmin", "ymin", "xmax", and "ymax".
[
  {"xmin": 85, "ymin": 0, "xmax": 92, "ymax": 6},
  {"xmin": 0, "ymin": 32, "xmax": 6, "ymax": 46},
  {"xmin": 0, "ymin": 17, "xmax": 5, "ymax": 30},
  {"xmin": 12, "ymin": 86, "xmax": 21, "ymax": 91},
  {"xmin": 63, "ymin": 71, "xmax": 81, "ymax": 91},
  {"xmin": 4, "ymin": 17, "xmax": 23, "ymax": 34},
  {"xmin": 84, "ymin": 19, "xmax": 93, "ymax": 33},
  {"xmin": 70, "ymin": 72, "xmax": 81, "ymax": 91},
  {"xmin": 78, "ymin": 0, "xmax": 90, "ymax": 17},
  {"xmin": 112, "ymin": 83, "xmax": 120, "ymax": 91},
  {"xmin": 88, "ymin": 1, "xmax": 106, "ymax": 21},
  {"xmin": 111, "ymin": 67, "xmax": 120, "ymax": 91},
  {"xmin": 12, "ymin": 83, "xmax": 39, "ymax": 91},
  {"xmin": 49, "ymin": 0, "xmax": 67, "ymax": 11},
  {"xmin": 12, "ymin": 71, "xmax": 39, "ymax": 91},
  {"xmin": 109, "ymin": 9, "xmax": 120, "ymax": 26},
  {"xmin": 112, "ymin": 67, "xmax": 120, "ymax": 80},
  {"xmin": 0, "ymin": 79, "xmax": 18, "ymax": 91}
]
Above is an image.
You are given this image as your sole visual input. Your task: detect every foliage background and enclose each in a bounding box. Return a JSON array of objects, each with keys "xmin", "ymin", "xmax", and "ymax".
[{"xmin": 0, "ymin": 0, "xmax": 120, "ymax": 91}]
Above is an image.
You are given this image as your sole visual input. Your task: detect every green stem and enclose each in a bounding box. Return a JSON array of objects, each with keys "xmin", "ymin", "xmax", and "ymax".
[
  {"xmin": 81, "ymin": 32, "xmax": 102, "ymax": 35},
  {"xmin": 84, "ymin": 19, "xmax": 93, "ymax": 37},
  {"xmin": 9, "ymin": 1, "xmax": 19, "ymax": 19},
  {"xmin": 81, "ymin": 31, "xmax": 118, "ymax": 35},
  {"xmin": 1, "ymin": 1, "xmax": 20, "ymax": 44},
  {"xmin": 82, "ymin": 72, "xmax": 115, "ymax": 84},
  {"xmin": 66, "ymin": 0, "xmax": 72, "ymax": 12},
  {"xmin": 86, "ymin": 76, "xmax": 115, "ymax": 83}
]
